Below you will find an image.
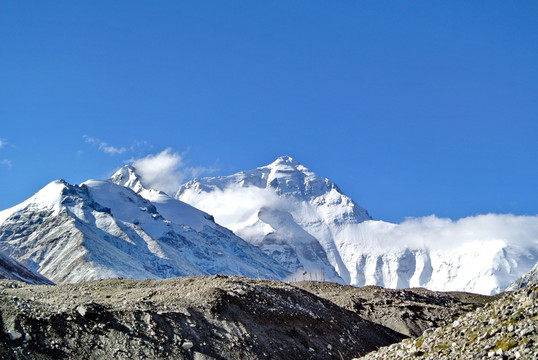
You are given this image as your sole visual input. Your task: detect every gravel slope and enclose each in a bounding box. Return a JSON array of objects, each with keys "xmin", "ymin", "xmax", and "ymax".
[
  {"xmin": 295, "ymin": 281, "xmax": 495, "ymax": 337},
  {"xmin": 0, "ymin": 276, "xmax": 403, "ymax": 360},
  {"xmin": 356, "ymin": 283, "xmax": 538, "ymax": 359}
]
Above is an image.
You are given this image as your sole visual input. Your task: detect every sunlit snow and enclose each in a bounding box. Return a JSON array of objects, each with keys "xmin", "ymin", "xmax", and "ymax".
[{"xmin": 177, "ymin": 156, "xmax": 538, "ymax": 295}]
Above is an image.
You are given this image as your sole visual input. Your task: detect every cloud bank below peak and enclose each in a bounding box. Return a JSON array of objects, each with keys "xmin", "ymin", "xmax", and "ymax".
[{"xmin": 366, "ymin": 213, "xmax": 538, "ymax": 251}]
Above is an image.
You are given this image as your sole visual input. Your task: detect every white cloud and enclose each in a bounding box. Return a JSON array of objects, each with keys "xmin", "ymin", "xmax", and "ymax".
[
  {"xmin": 101, "ymin": 144, "xmax": 126, "ymax": 155},
  {"xmin": 131, "ymin": 149, "xmax": 215, "ymax": 195},
  {"xmin": 0, "ymin": 139, "xmax": 5, "ymax": 148},
  {"xmin": 179, "ymin": 181, "xmax": 538, "ymax": 255},
  {"xmin": 365, "ymin": 213, "xmax": 538, "ymax": 251},
  {"xmin": 179, "ymin": 184, "xmax": 287, "ymax": 232},
  {"xmin": 83, "ymin": 135, "xmax": 127, "ymax": 155}
]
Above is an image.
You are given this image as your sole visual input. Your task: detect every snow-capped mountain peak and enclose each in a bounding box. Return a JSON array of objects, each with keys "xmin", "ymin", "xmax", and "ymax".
[
  {"xmin": 2, "ymin": 157, "xmax": 535, "ymax": 295},
  {"xmin": 177, "ymin": 156, "xmax": 375, "ymax": 283},
  {"xmin": 231, "ymin": 155, "xmax": 350, "ymax": 200},
  {"xmin": 109, "ymin": 165, "xmax": 145, "ymax": 193},
  {"xmin": 109, "ymin": 165, "xmax": 168, "ymax": 199},
  {"xmin": 177, "ymin": 156, "xmax": 538, "ymax": 295},
  {"xmin": 0, "ymin": 175, "xmax": 290, "ymax": 284},
  {"xmin": 0, "ymin": 180, "xmax": 69, "ymax": 225},
  {"xmin": 266, "ymin": 155, "xmax": 304, "ymax": 171},
  {"xmin": 263, "ymin": 156, "xmax": 327, "ymax": 197}
]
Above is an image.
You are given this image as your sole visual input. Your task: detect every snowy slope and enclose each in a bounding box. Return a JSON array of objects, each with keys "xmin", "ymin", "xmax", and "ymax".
[
  {"xmin": 110, "ymin": 165, "xmax": 216, "ymax": 232},
  {"xmin": 0, "ymin": 251, "xmax": 54, "ymax": 285},
  {"xmin": 177, "ymin": 156, "xmax": 371, "ymax": 283},
  {"xmin": 331, "ymin": 215, "xmax": 538, "ymax": 295},
  {"xmin": 0, "ymin": 177, "xmax": 289, "ymax": 284},
  {"xmin": 175, "ymin": 156, "xmax": 366, "ymax": 283},
  {"xmin": 177, "ymin": 156, "xmax": 538, "ymax": 295}
]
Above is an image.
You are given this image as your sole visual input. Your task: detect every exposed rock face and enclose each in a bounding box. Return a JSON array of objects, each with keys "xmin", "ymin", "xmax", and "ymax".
[
  {"xmin": 294, "ymin": 281, "xmax": 495, "ymax": 337},
  {"xmin": 0, "ymin": 252, "xmax": 53, "ymax": 285},
  {"xmin": 356, "ymin": 283, "xmax": 538, "ymax": 359},
  {"xmin": 0, "ymin": 276, "xmax": 404, "ymax": 360}
]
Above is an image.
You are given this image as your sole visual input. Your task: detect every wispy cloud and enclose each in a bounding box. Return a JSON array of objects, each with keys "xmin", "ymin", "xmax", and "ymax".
[
  {"xmin": 0, "ymin": 139, "xmax": 10, "ymax": 167},
  {"xmin": 83, "ymin": 135, "xmax": 127, "ymax": 155},
  {"xmin": 130, "ymin": 148, "xmax": 216, "ymax": 195}
]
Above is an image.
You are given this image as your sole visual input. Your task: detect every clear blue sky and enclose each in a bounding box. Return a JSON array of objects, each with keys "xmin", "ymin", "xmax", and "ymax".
[{"xmin": 1, "ymin": 1, "xmax": 537, "ymax": 223}]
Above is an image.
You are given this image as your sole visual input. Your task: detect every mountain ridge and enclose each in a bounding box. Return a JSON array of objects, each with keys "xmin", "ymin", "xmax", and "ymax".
[
  {"xmin": 0, "ymin": 175, "xmax": 289, "ymax": 284},
  {"xmin": 0, "ymin": 251, "xmax": 54, "ymax": 285},
  {"xmin": 176, "ymin": 156, "xmax": 538, "ymax": 295},
  {"xmin": 0, "ymin": 156, "xmax": 536, "ymax": 294},
  {"xmin": 178, "ymin": 155, "xmax": 371, "ymax": 284}
]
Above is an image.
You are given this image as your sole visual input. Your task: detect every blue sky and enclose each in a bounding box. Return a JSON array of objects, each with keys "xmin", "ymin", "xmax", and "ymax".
[{"xmin": 1, "ymin": 1, "xmax": 537, "ymax": 223}]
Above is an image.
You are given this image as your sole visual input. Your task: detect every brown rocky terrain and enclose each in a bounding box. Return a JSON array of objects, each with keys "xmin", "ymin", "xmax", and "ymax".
[
  {"xmin": 0, "ymin": 276, "xmax": 403, "ymax": 360},
  {"xmin": 295, "ymin": 281, "xmax": 495, "ymax": 337},
  {"xmin": 356, "ymin": 283, "xmax": 538, "ymax": 359},
  {"xmin": 3, "ymin": 275, "xmax": 534, "ymax": 360}
]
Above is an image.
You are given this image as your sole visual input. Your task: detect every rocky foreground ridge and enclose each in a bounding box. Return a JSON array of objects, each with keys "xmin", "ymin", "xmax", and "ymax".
[
  {"xmin": 0, "ymin": 276, "xmax": 403, "ymax": 360},
  {"xmin": 1, "ymin": 276, "xmax": 536, "ymax": 360},
  {"xmin": 357, "ymin": 283, "xmax": 538, "ymax": 360},
  {"xmin": 294, "ymin": 281, "xmax": 494, "ymax": 337}
]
